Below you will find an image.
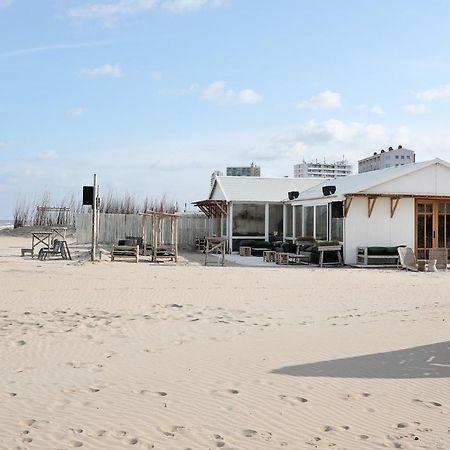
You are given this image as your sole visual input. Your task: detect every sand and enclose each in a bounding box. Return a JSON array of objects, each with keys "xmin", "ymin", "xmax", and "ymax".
[{"xmin": 0, "ymin": 235, "xmax": 449, "ymax": 449}]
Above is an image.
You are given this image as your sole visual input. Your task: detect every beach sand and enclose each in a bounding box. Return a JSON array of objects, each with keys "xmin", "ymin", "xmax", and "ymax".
[{"xmin": 0, "ymin": 235, "xmax": 449, "ymax": 449}]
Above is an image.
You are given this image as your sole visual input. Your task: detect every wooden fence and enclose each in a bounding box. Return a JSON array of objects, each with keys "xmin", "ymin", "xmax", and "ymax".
[{"xmin": 75, "ymin": 213, "xmax": 218, "ymax": 247}]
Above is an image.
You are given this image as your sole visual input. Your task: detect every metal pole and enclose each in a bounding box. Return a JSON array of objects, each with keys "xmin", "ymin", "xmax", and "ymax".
[{"xmin": 91, "ymin": 174, "xmax": 97, "ymax": 261}]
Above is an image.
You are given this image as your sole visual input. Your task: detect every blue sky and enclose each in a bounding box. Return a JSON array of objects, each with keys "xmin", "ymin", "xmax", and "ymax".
[{"xmin": 2, "ymin": 0, "xmax": 450, "ymax": 218}]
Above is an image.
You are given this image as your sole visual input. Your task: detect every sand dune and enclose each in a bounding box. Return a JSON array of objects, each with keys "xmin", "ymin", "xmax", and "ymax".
[{"xmin": 0, "ymin": 235, "xmax": 449, "ymax": 449}]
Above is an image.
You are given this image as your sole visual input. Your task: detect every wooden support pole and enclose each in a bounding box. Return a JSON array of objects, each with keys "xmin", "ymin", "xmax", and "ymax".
[
  {"xmin": 390, "ymin": 197, "xmax": 400, "ymax": 218},
  {"xmin": 368, "ymin": 196, "xmax": 377, "ymax": 218},
  {"xmin": 344, "ymin": 196, "xmax": 353, "ymax": 217},
  {"xmin": 91, "ymin": 174, "xmax": 97, "ymax": 261}
]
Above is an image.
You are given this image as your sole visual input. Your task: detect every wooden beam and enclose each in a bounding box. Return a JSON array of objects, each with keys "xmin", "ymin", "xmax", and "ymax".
[
  {"xmin": 390, "ymin": 197, "xmax": 400, "ymax": 218},
  {"xmin": 344, "ymin": 196, "xmax": 353, "ymax": 217},
  {"xmin": 368, "ymin": 196, "xmax": 377, "ymax": 218}
]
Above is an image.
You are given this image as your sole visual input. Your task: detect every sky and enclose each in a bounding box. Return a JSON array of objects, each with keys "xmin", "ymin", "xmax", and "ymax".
[{"xmin": 2, "ymin": 0, "xmax": 450, "ymax": 218}]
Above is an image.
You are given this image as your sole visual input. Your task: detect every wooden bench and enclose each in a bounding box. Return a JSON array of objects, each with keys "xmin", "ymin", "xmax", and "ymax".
[
  {"xmin": 357, "ymin": 247, "xmax": 399, "ymax": 267},
  {"xmin": 111, "ymin": 245, "xmax": 139, "ymax": 263}
]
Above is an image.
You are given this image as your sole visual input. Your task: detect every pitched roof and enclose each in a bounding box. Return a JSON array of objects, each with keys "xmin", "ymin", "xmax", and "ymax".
[
  {"xmin": 294, "ymin": 159, "xmax": 450, "ymax": 201},
  {"xmin": 209, "ymin": 176, "xmax": 325, "ymax": 202}
]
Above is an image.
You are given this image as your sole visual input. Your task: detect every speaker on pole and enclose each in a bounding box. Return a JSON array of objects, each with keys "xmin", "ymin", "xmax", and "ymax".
[{"xmin": 83, "ymin": 186, "xmax": 94, "ymax": 206}]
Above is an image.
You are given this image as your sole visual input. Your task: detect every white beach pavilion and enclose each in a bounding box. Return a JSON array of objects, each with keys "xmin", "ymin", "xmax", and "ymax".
[
  {"xmin": 194, "ymin": 176, "xmax": 323, "ymax": 252},
  {"xmin": 290, "ymin": 158, "xmax": 450, "ymax": 264}
]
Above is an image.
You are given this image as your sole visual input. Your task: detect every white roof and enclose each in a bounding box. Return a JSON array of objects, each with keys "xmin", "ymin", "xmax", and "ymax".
[
  {"xmin": 209, "ymin": 176, "xmax": 325, "ymax": 202},
  {"xmin": 293, "ymin": 158, "xmax": 450, "ymax": 202}
]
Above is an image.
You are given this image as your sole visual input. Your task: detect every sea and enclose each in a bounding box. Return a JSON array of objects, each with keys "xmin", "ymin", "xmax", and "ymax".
[{"xmin": 0, "ymin": 220, "xmax": 13, "ymax": 231}]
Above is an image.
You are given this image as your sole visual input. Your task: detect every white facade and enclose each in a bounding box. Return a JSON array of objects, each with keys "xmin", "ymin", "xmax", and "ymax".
[
  {"xmin": 358, "ymin": 146, "xmax": 415, "ymax": 173},
  {"xmin": 294, "ymin": 160, "xmax": 352, "ymax": 178},
  {"xmin": 291, "ymin": 159, "xmax": 450, "ymax": 264}
]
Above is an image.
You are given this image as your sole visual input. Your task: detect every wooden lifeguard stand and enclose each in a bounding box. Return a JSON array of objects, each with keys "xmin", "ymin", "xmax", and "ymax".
[{"xmin": 140, "ymin": 211, "xmax": 179, "ymax": 262}]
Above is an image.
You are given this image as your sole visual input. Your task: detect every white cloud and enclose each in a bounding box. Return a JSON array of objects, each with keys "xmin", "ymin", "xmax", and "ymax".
[
  {"xmin": 37, "ymin": 150, "xmax": 58, "ymax": 161},
  {"xmin": 0, "ymin": 141, "xmax": 13, "ymax": 150},
  {"xmin": 402, "ymin": 103, "xmax": 428, "ymax": 114},
  {"xmin": 0, "ymin": 0, "xmax": 12, "ymax": 8},
  {"xmin": 1, "ymin": 41, "xmax": 109, "ymax": 58},
  {"xmin": 66, "ymin": 106, "xmax": 84, "ymax": 117},
  {"xmin": 67, "ymin": 0, "xmax": 224, "ymax": 23},
  {"xmin": 162, "ymin": 0, "xmax": 226, "ymax": 13},
  {"xmin": 417, "ymin": 84, "xmax": 450, "ymax": 102},
  {"xmin": 202, "ymin": 81, "xmax": 263, "ymax": 105},
  {"xmin": 80, "ymin": 64, "xmax": 124, "ymax": 78},
  {"xmin": 68, "ymin": 0, "xmax": 156, "ymax": 23},
  {"xmin": 371, "ymin": 104, "xmax": 384, "ymax": 115},
  {"xmin": 298, "ymin": 90, "xmax": 342, "ymax": 109}
]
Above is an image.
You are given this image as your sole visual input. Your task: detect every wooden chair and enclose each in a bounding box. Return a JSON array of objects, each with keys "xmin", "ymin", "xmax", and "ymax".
[
  {"xmin": 38, "ymin": 239, "xmax": 63, "ymax": 261},
  {"xmin": 429, "ymin": 248, "xmax": 448, "ymax": 271}
]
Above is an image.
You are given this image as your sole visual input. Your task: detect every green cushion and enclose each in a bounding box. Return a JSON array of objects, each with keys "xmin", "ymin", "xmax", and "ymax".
[
  {"xmin": 385, "ymin": 245, "xmax": 406, "ymax": 255},
  {"xmin": 367, "ymin": 246, "xmax": 387, "ymax": 255}
]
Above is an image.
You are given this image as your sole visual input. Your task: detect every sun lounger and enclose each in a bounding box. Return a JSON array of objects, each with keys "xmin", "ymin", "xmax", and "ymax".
[
  {"xmin": 111, "ymin": 244, "xmax": 139, "ymax": 263},
  {"xmin": 397, "ymin": 247, "xmax": 419, "ymax": 271}
]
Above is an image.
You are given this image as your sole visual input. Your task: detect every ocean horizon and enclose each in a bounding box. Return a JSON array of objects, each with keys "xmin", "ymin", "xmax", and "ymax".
[{"xmin": 0, "ymin": 220, "xmax": 13, "ymax": 231}]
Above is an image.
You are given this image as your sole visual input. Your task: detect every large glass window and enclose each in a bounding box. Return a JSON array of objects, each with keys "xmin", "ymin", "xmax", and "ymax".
[
  {"xmin": 304, "ymin": 206, "xmax": 314, "ymax": 237},
  {"xmin": 330, "ymin": 201, "xmax": 344, "ymax": 242},
  {"xmin": 232, "ymin": 203, "xmax": 265, "ymax": 236},
  {"xmin": 286, "ymin": 205, "xmax": 293, "ymax": 238},
  {"xmin": 315, "ymin": 205, "xmax": 328, "ymax": 240},
  {"xmin": 269, "ymin": 204, "xmax": 283, "ymax": 239},
  {"xmin": 295, "ymin": 206, "xmax": 303, "ymax": 238}
]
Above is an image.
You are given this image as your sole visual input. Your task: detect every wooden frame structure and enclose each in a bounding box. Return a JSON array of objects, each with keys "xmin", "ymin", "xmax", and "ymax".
[
  {"xmin": 204, "ymin": 237, "xmax": 226, "ymax": 266},
  {"xmin": 140, "ymin": 211, "xmax": 179, "ymax": 263},
  {"xmin": 192, "ymin": 200, "xmax": 227, "ymax": 218}
]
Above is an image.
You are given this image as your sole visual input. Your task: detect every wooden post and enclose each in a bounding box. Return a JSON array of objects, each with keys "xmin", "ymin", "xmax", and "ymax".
[
  {"xmin": 91, "ymin": 174, "xmax": 97, "ymax": 261},
  {"xmin": 174, "ymin": 217, "xmax": 178, "ymax": 262}
]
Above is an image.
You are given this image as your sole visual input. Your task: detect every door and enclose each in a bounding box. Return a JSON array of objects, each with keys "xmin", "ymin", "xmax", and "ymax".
[{"xmin": 416, "ymin": 200, "xmax": 450, "ymax": 259}]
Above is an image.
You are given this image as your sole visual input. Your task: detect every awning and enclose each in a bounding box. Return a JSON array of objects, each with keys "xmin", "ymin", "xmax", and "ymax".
[{"xmin": 192, "ymin": 200, "xmax": 227, "ymax": 218}]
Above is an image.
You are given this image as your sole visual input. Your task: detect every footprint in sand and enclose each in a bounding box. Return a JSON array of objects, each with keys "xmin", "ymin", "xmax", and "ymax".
[
  {"xmin": 136, "ymin": 390, "xmax": 167, "ymax": 397},
  {"xmin": 242, "ymin": 429, "xmax": 272, "ymax": 441},
  {"xmin": 279, "ymin": 394, "xmax": 308, "ymax": 405},
  {"xmin": 211, "ymin": 389, "xmax": 240, "ymax": 397}
]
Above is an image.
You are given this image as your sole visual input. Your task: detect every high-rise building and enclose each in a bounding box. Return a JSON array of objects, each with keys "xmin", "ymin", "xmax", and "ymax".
[
  {"xmin": 293, "ymin": 159, "xmax": 352, "ymax": 178},
  {"xmin": 358, "ymin": 146, "xmax": 415, "ymax": 173},
  {"xmin": 226, "ymin": 162, "xmax": 260, "ymax": 177}
]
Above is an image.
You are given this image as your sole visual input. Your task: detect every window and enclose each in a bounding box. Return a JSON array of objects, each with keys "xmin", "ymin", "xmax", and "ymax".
[
  {"xmin": 395, "ymin": 155, "xmax": 399, "ymax": 159},
  {"xmin": 269, "ymin": 204, "xmax": 283, "ymax": 238},
  {"xmin": 401, "ymin": 155, "xmax": 405, "ymax": 159},
  {"xmin": 330, "ymin": 202, "xmax": 344, "ymax": 241},
  {"xmin": 304, "ymin": 206, "xmax": 314, "ymax": 237},
  {"xmin": 286, "ymin": 205, "xmax": 293, "ymax": 238},
  {"xmin": 232, "ymin": 203, "xmax": 265, "ymax": 236},
  {"xmin": 315, "ymin": 205, "xmax": 328, "ymax": 240},
  {"xmin": 295, "ymin": 206, "xmax": 303, "ymax": 237},
  {"xmin": 406, "ymin": 155, "xmax": 411, "ymax": 159}
]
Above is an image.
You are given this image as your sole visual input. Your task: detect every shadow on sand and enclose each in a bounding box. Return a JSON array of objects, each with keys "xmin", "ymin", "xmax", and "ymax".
[{"xmin": 272, "ymin": 341, "xmax": 450, "ymax": 379}]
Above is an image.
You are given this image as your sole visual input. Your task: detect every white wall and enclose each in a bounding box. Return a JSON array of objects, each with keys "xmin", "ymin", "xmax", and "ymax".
[
  {"xmin": 366, "ymin": 163, "xmax": 450, "ymax": 195},
  {"xmin": 344, "ymin": 197, "xmax": 415, "ymax": 264}
]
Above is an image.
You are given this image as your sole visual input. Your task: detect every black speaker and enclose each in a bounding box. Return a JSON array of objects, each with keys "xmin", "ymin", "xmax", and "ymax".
[
  {"xmin": 83, "ymin": 186, "xmax": 94, "ymax": 206},
  {"xmin": 322, "ymin": 185, "xmax": 336, "ymax": 196},
  {"xmin": 288, "ymin": 191, "xmax": 299, "ymax": 200},
  {"xmin": 331, "ymin": 201, "xmax": 344, "ymax": 218}
]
